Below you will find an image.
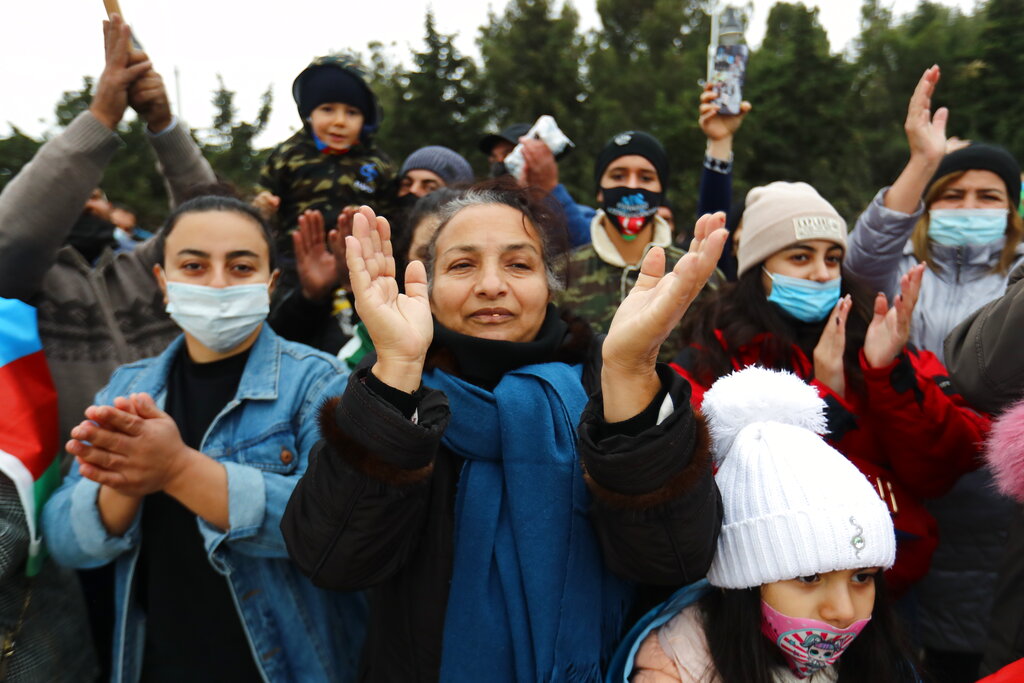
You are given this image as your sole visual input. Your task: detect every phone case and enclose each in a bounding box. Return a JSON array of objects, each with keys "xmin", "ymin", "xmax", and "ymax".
[{"xmin": 710, "ymin": 44, "xmax": 749, "ymax": 116}]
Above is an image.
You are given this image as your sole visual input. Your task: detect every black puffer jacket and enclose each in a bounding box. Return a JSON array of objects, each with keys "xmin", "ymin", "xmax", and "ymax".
[
  {"xmin": 280, "ymin": 318, "xmax": 721, "ymax": 682},
  {"xmin": 946, "ymin": 263, "xmax": 1024, "ymax": 674}
]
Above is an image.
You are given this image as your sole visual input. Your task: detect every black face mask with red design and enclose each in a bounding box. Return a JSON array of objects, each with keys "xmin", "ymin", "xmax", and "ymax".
[{"xmin": 600, "ymin": 186, "xmax": 664, "ymax": 240}]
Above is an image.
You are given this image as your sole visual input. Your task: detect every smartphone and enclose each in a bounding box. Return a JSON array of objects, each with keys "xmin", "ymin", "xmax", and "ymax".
[{"xmin": 707, "ymin": 5, "xmax": 749, "ymax": 116}]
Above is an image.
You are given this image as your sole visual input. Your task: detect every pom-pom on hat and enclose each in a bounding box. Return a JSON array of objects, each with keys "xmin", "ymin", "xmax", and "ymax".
[
  {"xmin": 984, "ymin": 398, "xmax": 1024, "ymax": 503},
  {"xmin": 702, "ymin": 367, "xmax": 895, "ymax": 589},
  {"xmin": 400, "ymin": 146, "xmax": 475, "ymax": 186},
  {"xmin": 737, "ymin": 182, "xmax": 847, "ymax": 277}
]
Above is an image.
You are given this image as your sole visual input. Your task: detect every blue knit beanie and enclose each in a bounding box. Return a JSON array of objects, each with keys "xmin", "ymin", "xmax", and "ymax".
[{"xmin": 400, "ymin": 146, "xmax": 475, "ymax": 186}]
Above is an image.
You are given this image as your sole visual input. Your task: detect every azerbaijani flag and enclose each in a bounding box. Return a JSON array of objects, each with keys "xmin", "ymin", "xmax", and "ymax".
[{"xmin": 0, "ymin": 297, "xmax": 61, "ymax": 577}]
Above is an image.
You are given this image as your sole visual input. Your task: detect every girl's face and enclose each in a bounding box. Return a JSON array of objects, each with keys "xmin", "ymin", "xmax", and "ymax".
[
  {"xmin": 408, "ymin": 214, "xmax": 441, "ymax": 264},
  {"xmin": 761, "ymin": 239, "xmax": 844, "ymax": 294},
  {"xmin": 761, "ymin": 568, "xmax": 879, "ymax": 629},
  {"xmin": 929, "ymin": 170, "xmax": 1010, "ymax": 211},
  {"xmin": 430, "ymin": 203, "xmax": 551, "ymax": 343},
  {"xmin": 156, "ymin": 210, "xmax": 275, "ymax": 290}
]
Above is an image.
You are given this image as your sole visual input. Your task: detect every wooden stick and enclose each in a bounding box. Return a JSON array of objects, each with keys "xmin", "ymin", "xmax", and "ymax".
[
  {"xmin": 102, "ymin": 0, "xmax": 124, "ymax": 19},
  {"xmin": 102, "ymin": 0, "xmax": 143, "ymax": 50}
]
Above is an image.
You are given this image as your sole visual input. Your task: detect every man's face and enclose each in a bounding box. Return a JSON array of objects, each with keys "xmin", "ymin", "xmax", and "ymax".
[
  {"xmin": 398, "ymin": 169, "xmax": 445, "ymax": 198},
  {"xmin": 488, "ymin": 140, "xmax": 516, "ymax": 165},
  {"xmin": 596, "ymin": 155, "xmax": 662, "ymax": 202},
  {"xmin": 84, "ymin": 189, "xmax": 112, "ymax": 221},
  {"xmin": 110, "ymin": 207, "xmax": 137, "ymax": 231}
]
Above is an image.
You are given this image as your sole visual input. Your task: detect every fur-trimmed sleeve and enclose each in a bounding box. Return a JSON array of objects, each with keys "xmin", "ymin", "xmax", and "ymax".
[
  {"xmin": 578, "ymin": 364, "xmax": 722, "ymax": 586},
  {"xmin": 281, "ymin": 368, "xmax": 450, "ymax": 590}
]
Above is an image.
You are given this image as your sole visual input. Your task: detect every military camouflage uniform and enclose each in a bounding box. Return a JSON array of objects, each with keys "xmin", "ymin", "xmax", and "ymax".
[
  {"xmin": 259, "ymin": 54, "xmax": 397, "ymax": 256},
  {"xmin": 258, "ymin": 133, "xmax": 396, "ymax": 256},
  {"xmin": 556, "ymin": 210, "xmax": 723, "ymax": 363}
]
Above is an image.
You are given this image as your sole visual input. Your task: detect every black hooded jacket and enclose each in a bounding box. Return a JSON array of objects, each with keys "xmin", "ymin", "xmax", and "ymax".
[{"xmin": 280, "ymin": 315, "xmax": 722, "ymax": 681}]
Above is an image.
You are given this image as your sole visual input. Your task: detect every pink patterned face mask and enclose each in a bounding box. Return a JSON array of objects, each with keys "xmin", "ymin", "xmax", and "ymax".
[{"xmin": 760, "ymin": 601, "xmax": 870, "ymax": 678}]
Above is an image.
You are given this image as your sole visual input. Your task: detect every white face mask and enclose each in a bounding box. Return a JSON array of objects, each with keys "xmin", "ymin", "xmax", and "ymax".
[{"xmin": 165, "ymin": 282, "xmax": 270, "ymax": 353}]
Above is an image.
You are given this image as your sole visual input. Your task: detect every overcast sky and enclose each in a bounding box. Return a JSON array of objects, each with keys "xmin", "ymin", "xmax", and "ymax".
[{"xmin": 1, "ymin": 0, "xmax": 977, "ymax": 148}]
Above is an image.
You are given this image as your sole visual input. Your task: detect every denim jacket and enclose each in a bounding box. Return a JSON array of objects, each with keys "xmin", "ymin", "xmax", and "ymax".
[{"xmin": 41, "ymin": 326, "xmax": 365, "ymax": 682}]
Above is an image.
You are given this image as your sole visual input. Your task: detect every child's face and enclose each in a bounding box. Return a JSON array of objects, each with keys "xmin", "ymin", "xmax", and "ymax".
[
  {"xmin": 309, "ymin": 102, "xmax": 364, "ymax": 151},
  {"xmin": 760, "ymin": 568, "xmax": 879, "ymax": 629}
]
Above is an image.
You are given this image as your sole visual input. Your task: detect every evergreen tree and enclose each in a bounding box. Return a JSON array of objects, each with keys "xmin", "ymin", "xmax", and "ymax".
[
  {"xmin": 850, "ymin": 1, "xmax": 981, "ymax": 196},
  {"xmin": 477, "ymin": 0, "xmax": 588, "ymax": 190},
  {"xmin": 584, "ymin": 0, "xmax": 711, "ymax": 217},
  {"xmin": 0, "ymin": 127, "xmax": 42, "ymax": 193},
  {"xmin": 375, "ymin": 11, "xmax": 487, "ymax": 173},
  {"xmin": 970, "ymin": 0, "xmax": 1024, "ymax": 158},
  {"xmin": 203, "ymin": 76, "xmax": 273, "ymax": 193},
  {"xmin": 740, "ymin": 2, "xmax": 864, "ymax": 219}
]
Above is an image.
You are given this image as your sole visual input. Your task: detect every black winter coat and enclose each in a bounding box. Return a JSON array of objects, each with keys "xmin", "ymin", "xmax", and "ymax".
[{"xmin": 280, "ymin": 321, "xmax": 721, "ymax": 682}]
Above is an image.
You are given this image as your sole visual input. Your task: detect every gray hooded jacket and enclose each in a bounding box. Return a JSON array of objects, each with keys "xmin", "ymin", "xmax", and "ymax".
[{"xmin": 845, "ymin": 187, "xmax": 1021, "ymax": 654}]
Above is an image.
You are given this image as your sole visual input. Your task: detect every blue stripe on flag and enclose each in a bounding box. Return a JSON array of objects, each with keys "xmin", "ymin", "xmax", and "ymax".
[{"xmin": 0, "ymin": 298, "xmax": 42, "ymax": 367}]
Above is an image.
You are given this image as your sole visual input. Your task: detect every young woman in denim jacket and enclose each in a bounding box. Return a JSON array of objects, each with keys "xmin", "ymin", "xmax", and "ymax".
[{"xmin": 42, "ymin": 196, "xmax": 364, "ymax": 682}]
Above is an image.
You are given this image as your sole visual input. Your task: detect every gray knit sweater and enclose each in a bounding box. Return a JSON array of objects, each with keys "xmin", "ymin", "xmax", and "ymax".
[
  {"xmin": 0, "ymin": 112, "xmax": 215, "ymax": 678},
  {"xmin": 0, "ymin": 111, "xmax": 216, "ymax": 454}
]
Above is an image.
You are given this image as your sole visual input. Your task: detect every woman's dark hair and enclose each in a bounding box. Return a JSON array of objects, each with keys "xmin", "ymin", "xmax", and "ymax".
[
  {"xmin": 701, "ymin": 573, "xmax": 920, "ymax": 682},
  {"xmin": 156, "ymin": 195, "xmax": 278, "ymax": 272},
  {"xmin": 681, "ymin": 264, "xmax": 875, "ymax": 396},
  {"xmin": 424, "ymin": 176, "xmax": 570, "ymax": 292}
]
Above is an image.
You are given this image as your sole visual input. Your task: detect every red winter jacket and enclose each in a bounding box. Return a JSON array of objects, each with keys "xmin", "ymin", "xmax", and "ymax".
[{"xmin": 671, "ymin": 332, "xmax": 991, "ymax": 595}]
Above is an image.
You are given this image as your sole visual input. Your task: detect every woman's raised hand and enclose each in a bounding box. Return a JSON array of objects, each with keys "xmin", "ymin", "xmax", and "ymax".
[
  {"xmin": 885, "ymin": 66, "xmax": 949, "ymax": 213},
  {"xmin": 813, "ymin": 295, "xmax": 852, "ymax": 398},
  {"xmin": 699, "ymin": 83, "xmax": 751, "ymax": 143},
  {"xmin": 345, "ymin": 206, "xmax": 433, "ymax": 392},
  {"xmin": 905, "ymin": 65, "xmax": 948, "ymax": 165},
  {"xmin": 600, "ymin": 212, "xmax": 728, "ymax": 422},
  {"xmin": 863, "ymin": 263, "xmax": 926, "ymax": 368}
]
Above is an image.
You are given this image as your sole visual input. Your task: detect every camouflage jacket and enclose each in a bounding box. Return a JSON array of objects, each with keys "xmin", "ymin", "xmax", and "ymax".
[
  {"xmin": 258, "ymin": 131, "xmax": 396, "ymax": 255},
  {"xmin": 555, "ymin": 211, "xmax": 723, "ymax": 363}
]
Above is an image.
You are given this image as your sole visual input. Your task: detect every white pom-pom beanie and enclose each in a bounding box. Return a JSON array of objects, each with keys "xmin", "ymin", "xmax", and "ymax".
[{"xmin": 702, "ymin": 367, "xmax": 896, "ymax": 589}]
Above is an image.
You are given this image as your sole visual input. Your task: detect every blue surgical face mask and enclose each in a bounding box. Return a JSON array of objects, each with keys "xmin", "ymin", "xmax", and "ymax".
[
  {"xmin": 165, "ymin": 282, "xmax": 270, "ymax": 353},
  {"xmin": 764, "ymin": 269, "xmax": 841, "ymax": 323},
  {"xmin": 928, "ymin": 208, "xmax": 1008, "ymax": 246}
]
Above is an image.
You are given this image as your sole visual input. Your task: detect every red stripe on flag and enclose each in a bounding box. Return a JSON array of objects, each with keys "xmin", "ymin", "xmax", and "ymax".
[{"xmin": 0, "ymin": 350, "xmax": 59, "ymax": 479}]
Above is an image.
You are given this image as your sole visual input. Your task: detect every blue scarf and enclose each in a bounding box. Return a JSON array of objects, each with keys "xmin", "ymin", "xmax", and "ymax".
[{"xmin": 424, "ymin": 362, "xmax": 633, "ymax": 682}]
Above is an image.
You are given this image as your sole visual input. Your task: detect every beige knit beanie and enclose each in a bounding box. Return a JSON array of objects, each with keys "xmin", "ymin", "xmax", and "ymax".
[
  {"xmin": 702, "ymin": 367, "xmax": 896, "ymax": 589},
  {"xmin": 737, "ymin": 182, "xmax": 848, "ymax": 277}
]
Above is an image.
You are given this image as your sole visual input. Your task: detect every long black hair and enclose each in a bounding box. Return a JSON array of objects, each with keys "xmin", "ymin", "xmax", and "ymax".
[
  {"xmin": 681, "ymin": 265, "xmax": 876, "ymax": 396},
  {"xmin": 700, "ymin": 573, "xmax": 920, "ymax": 682}
]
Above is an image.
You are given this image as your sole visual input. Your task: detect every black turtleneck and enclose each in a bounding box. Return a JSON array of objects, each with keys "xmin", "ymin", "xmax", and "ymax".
[
  {"xmin": 430, "ymin": 304, "xmax": 568, "ymax": 390},
  {"xmin": 364, "ymin": 304, "xmax": 567, "ymax": 415}
]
